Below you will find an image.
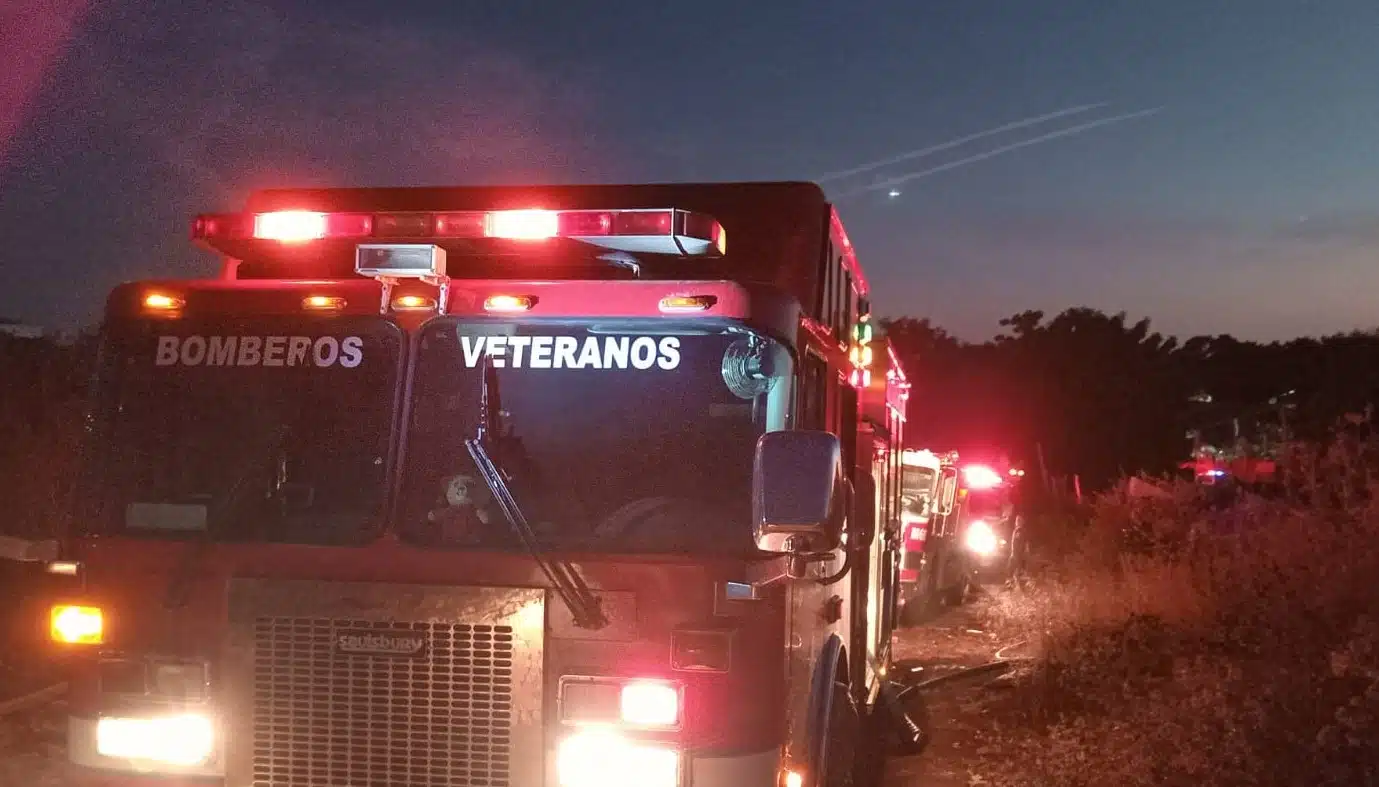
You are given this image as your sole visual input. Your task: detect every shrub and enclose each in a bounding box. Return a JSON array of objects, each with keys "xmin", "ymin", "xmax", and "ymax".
[{"xmin": 982, "ymin": 439, "xmax": 1379, "ymax": 786}]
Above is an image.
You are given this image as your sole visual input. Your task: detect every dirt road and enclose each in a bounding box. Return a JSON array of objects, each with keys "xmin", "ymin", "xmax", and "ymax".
[
  {"xmin": 885, "ymin": 592, "xmax": 1023, "ymax": 787},
  {"xmin": 0, "ymin": 695, "xmax": 72, "ymax": 786}
]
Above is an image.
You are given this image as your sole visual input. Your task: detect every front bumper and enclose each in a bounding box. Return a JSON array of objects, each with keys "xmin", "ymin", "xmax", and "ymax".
[{"xmin": 65, "ymin": 747, "xmax": 782, "ymax": 787}]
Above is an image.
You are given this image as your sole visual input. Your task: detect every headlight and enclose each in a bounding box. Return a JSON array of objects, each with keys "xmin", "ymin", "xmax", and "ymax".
[
  {"xmin": 620, "ymin": 680, "xmax": 679, "ymax": 726},
  {"xmin": 963, "ymin": 520, "xmax": 1000, "ymax": 556},
  {"xmin": 95, "ymin": 713, "xmax": 215, "ymax": 766},
  {"xmin": 560, "ymin": 677, "xmax": 681, "ymax": 728},
  {"xmin": 98, "ymin": 658, "xmax": 209, "ymax": 702},
  {"xmin": 557, "ymin": 728, "xmax": 680, "ymax": 787}
]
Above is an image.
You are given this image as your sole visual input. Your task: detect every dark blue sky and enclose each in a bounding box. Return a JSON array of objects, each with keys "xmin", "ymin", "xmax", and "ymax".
[{"xmin": 3, "ymin": 0, "xmax": 1378, "ymax": 340}]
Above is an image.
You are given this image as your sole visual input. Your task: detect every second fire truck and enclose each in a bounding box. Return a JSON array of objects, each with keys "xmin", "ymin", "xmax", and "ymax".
[{"xmin": 897, "ymin": 450, "xmax": 1022, "ymax": 618}]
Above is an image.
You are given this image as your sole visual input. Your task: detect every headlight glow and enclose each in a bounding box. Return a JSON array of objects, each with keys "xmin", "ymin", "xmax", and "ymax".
[
  {"xmin": 557, "ymin": 728, "xmax": 679, "ymax": 787},
  {"xmin": 620, "ymin": 680, "xmax": 679, "ymax": 726},
  {"xmin": 95, "ymin": 713, "xmax": 215, "ymax": 766},
  {"xmin": 560, "ymin": 676, "xmax": 683, "ymax": 727},
  {"xmin": 963, "ymin": 519, "xmax": 1000, "ymax": 556}
]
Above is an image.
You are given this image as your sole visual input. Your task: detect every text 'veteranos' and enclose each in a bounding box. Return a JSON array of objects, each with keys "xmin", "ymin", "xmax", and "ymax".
[{"xmin": 460, "ymin": 335, "xmax": 681, "ymax": 370}]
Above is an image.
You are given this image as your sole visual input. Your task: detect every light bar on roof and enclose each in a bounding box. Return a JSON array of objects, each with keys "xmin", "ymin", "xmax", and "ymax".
[{"xmin": 192, "ymin": 208, "xmax": 727, "ymax": 257}]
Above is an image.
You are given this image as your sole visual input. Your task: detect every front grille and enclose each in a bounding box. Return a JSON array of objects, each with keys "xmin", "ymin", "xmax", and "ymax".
[{"xmin": 252, "ymin": 618, "xmax": 516, "ymax": 787}]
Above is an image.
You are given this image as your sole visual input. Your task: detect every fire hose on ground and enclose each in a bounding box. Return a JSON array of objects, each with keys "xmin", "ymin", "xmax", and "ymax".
[
  {"xmin": 879, "ymin": 638, "xmax": 1034, "ymax": 753},
  {"xmin": 906, "ymin": 637, "xmax": 1033, "ymax": 691}
]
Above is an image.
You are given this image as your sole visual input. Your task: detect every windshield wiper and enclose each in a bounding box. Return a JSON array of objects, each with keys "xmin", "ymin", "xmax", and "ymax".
[{"xmin": 465, "ymin": 358, "xmax": 607, "ymax": 630}]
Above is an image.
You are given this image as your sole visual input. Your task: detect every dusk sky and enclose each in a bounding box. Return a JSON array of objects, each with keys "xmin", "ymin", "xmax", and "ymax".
[{"xmin": 2, "ymin": 0, "xmax": 1377, "ymax": 341}]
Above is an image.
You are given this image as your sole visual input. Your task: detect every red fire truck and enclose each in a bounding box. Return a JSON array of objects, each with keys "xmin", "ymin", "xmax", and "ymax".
[
  {"xmin": 43, "ymin": 182, "xmax": 916, "ymax": 787},
  {"xmin": 896, "ymin": 452, "xmax": 1022, "ymax": 618},
  {"xmin": 949, "ymin": 460, "xmax": 1022, "ymax": 584}
]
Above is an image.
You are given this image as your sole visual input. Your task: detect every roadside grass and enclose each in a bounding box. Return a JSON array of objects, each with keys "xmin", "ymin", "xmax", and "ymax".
[{"xmin": 979, "ymin": 442, "xmax": 1379, "ymax": 786}]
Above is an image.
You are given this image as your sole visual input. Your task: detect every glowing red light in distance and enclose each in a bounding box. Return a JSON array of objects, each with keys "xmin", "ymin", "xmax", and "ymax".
[{"xmin": 962, "ymin": 464, "xmax": 1003, "ymax": 489}]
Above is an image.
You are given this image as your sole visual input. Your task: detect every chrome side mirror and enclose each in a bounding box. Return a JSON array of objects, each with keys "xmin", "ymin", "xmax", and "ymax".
[
  {"xmin": 937, "ymin": 467, "xmax": 959, "ymax": 516},
  {"xmin": 752, "ymin": 431, "xmax": 844, "ymax": 555}
]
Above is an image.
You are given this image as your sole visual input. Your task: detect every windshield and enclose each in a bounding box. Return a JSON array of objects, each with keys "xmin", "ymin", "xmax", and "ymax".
[
  {"xmin": 902, "ymin": 465, "xmax": 938, "ymax": 518},
  {"xmin": 398, "ymin": 318, "xmax": 793, "ymax": 555},
  {"xmin": 79, "ymin": 317, "xmax": 402, "ymax": 546},
  {"xmin": 966, "ymin": 489, "xmax": 1009, "ymax": 519}
]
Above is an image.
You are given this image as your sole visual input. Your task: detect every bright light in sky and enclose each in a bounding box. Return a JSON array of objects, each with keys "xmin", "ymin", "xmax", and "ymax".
[{"xmin": 887, "ymin": 188, "xmax": 901, "ymax": 198}]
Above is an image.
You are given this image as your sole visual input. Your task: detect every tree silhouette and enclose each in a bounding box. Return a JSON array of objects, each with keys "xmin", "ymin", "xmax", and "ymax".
[
  {"xmin": 0, "ymin": 330, "xmax": 96, "ymax": 539},
  {"xmin": 884, "ymin": 310, "xmax": 1379, "ymax": 493}
]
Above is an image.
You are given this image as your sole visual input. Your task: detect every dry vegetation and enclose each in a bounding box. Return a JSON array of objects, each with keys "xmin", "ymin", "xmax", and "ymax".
[{"xmin": 977, "ymin": 437, "xmax": 1379, "ymax": 786}]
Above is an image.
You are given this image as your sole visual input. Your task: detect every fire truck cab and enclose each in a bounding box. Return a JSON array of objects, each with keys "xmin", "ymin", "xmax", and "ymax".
[
  {"xmin": 950, "ymin": 460, "xmax": 1022, "ymax": 584},
  {"xmin": 896, "ymin": 449, "xmax": 1028, "ymax": 618},
  {"xmin": 47, "ymin": 182, "xmax": 913, "ymax": 787}
]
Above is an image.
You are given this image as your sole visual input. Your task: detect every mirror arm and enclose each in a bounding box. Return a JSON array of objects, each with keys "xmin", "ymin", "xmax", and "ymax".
[
  {"xmin": 787, "ymin": 550, "xmax": 837, "ymax": 580},
  {"xmin": 815, "ymin": 547, "xmax": 852, "ymax": 586},
  {"xmin": 745, "ymin": 550, "xmax": 837, "ymax": 589},
  {"xmin": 754, "ymin": 536, "xmax": 840, "ymax": 585}
]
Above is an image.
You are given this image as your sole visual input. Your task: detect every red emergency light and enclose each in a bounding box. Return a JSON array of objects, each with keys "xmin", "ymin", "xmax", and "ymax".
[
  {"xmin": 961, "ymin": 464, "xmax": 1004, "ymax": 490},
  {"xmin": 192, "ymin": 208, "xmax": 727, "ymax": 257}
]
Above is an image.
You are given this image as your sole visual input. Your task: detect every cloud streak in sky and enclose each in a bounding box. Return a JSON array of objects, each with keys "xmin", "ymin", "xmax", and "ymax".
[
  {"xmin": 837, "ymin": 107, "xmax": 1165, "ymax": 198},
  {"xmin": 816, "ymin": 103, "xmax": 1107, "ymax": 183}
]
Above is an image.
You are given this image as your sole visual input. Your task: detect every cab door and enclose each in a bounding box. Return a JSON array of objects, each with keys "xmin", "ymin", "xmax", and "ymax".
[{"xmin": 932, "ymin": 467, "xmax": 962, "ymax": 596}]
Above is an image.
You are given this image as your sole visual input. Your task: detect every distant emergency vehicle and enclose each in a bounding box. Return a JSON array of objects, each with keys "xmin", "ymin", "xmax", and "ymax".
[
  {"xmin": 950, "ymin": 460, "xmax": 1022, "ymax": 583},
  {"xmin": 44, "ymin": 182, "xmax": 917, "ymax": 787},
  {"xmin": 896, "ymin": 451, "xmax": 1022, "ymax": 618},
  {"xmin": 1182, "ymin": 451, "xmax": 1278, "ymax": 485}
]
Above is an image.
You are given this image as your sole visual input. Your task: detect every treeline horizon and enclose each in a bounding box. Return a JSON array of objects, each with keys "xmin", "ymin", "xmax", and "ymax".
[{"xmin": 881, "ymin": 307, "xmax": 1379, "ymax": 490}]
